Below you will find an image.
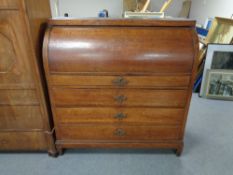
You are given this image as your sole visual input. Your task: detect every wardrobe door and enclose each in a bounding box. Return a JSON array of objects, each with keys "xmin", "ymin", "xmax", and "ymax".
[{"xmin": 0, "ymin": 10, "xmax": 43, "ymax": 130}]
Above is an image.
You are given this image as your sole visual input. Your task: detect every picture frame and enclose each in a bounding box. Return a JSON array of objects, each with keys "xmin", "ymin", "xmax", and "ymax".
[
  {"xmin": 200, "ymin": 44, "xmax": 233, "ymax": 96},
  {"xmin": 204, "ymin": 69, "xmax": 233, "ymax": 100},
  {"xmin": 204, "ymin": 17, "xmax": 233, "ymax": 45}
]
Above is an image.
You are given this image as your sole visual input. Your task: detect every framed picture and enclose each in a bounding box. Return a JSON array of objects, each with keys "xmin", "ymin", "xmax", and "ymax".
[
  {"xmin": 204, "ymin": 70, "xmax": 233, "ymax": 100},
  {"xmin": 200, "ymin": 44, "xmax": 233, "ymax": 96},
  {"xmin": 204, "ymin": 17, "xmax": 233, "ymax": 45}
]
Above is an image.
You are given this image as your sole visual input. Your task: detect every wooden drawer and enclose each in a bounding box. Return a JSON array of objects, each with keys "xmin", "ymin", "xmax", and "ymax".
[
  {"xmin": 52, "ymin": 88, "xmax": 188, "ymax": 107},
  {"xmin": 57, "ymin": 125, "xmax": 180, "ymax": 141},
  {"xmin": 50, "ymin": 75, "xmax": 190, "ymax": 88},
  {"xmin": 0, "ymin": 131, "xmax": 47, "ymax": 150},
  {"xmin": 0, "ymin": 106, "xmax": 43, "ymax": 130},
  {"xmin": 47, "ymin": 27, "xmax": 194, "ymax": 74},
  {"xmin": 55, "ymin": 107, "xmax": 185, "ymax": 125}
]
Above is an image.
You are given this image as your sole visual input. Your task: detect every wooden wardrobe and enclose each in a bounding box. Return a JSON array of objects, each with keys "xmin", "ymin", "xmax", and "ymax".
[{"xmin": 0, "ymin": 0, "xmax": 56, "ymax": 155}]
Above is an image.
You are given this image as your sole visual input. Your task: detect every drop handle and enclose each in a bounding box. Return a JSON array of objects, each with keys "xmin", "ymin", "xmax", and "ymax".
[
  {"xmin": 114, "ymin": 112, "xmax": 127, "ymax": 120},
  {"xmin": 114, "ymin": 128, "xmax": 126, "ymax": 136},
  {"xmin": 112, "ymin": 77, "xmax": 128, "ymax": 87},
  {"xmin": 114, "ymin": 95, "xmax": 127, "ymax": 104}
]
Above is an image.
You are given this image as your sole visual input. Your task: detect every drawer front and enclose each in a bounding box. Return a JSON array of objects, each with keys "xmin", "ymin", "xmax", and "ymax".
[
  {"xmin": 0, "ymin": 106, "xmax": 43, "ymax": 130},
  {"xmin": 47, "ymin": 27, "xmax": 194, "ymax": 74},
  {"xmin": 52, "ymin": 88, "xmax": 188, "ymax": 107},
  {"xmin": 55, "ymin": 107, "xmax": 185, "ymax": 125},
  {"xmin": 0, "ymin": 131, "xmax": 47, "ymax": 150},
  {"xmin": 50, "ymin": 75, "xmax": 190, "ymax": 88},
  {"xmin": 57, "ymin": 125, "xmax": 180, "ymax": 141}
]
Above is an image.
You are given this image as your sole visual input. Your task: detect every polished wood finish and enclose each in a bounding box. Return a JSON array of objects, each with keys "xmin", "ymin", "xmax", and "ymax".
[
  {"xmin": 48, "ymin": 27, "xmax": 194, "ymax": 73},
  {"xmin": 52, "ymin": 88, "xmax": 188, "ymax": 107},
  {"xmin": 57, "ymin": 125, "xmax": 180, "ymax": 141},
  {"xmin": 55, "ymin": 107, "xmax": 185, "ymax": 125},
  {"xmin": 50, "ymin": 75, "xmax": 191, "ymax": 87},
  {"xmin": 43, "ymin": 19, "xmax": 198, "ymax": 156},
  {"xmin": 0, "ymin": 0, "xmax": 56, "ymax": 155}
]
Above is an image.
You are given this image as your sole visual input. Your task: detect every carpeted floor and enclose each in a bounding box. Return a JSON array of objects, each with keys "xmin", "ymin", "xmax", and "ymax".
[{"xmin": 0, "ymin": 93, "xmax": 233, "ymax": 175}]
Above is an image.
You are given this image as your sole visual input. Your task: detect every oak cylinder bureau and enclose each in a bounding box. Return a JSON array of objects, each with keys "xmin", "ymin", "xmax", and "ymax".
[{"xmin": 43, "ymin": 19, "xmax": 198, "ymax": 156}]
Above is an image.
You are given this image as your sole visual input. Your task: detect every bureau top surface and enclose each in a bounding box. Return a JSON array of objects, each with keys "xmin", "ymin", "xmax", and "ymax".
[{"xmin": 48, "ymin": 18, "xmax": 196, "ymax": 27}]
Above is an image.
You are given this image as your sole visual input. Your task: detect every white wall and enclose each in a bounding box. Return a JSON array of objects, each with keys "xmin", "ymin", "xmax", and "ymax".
[
  {"xmin": 49, "ymin": 0, "xmax": 233, "ymax": 25},
  {"xmin": 189, "ymin": 0, "xmax": 233, "ymax": 25},
  {"xmin": 50, "ymin": 0, "xmax": 122, "ymax": 18},
  {"xmin": 150, "ymin": 0, "xmax": 183, "ymax": 17},
  {"xmin": 50, "ymin": 0, "xmax": 183, "ymax": 18}
]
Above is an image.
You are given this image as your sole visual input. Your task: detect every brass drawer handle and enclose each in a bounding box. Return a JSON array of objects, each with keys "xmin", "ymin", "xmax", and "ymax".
[
  {"xmin": 112, "ymin": 77, "xmax": 128, "ymax": 87},
  {"xmin": 114, "ymin": 112, "xmax": 127, "ymax": 120},
  {"xmin": 114, "ymin": 95, "xmax": 127, "ymax": 104},
  {"xmin": 114, "ymin": 128, "xmax": 126, "ymax": 136}
]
